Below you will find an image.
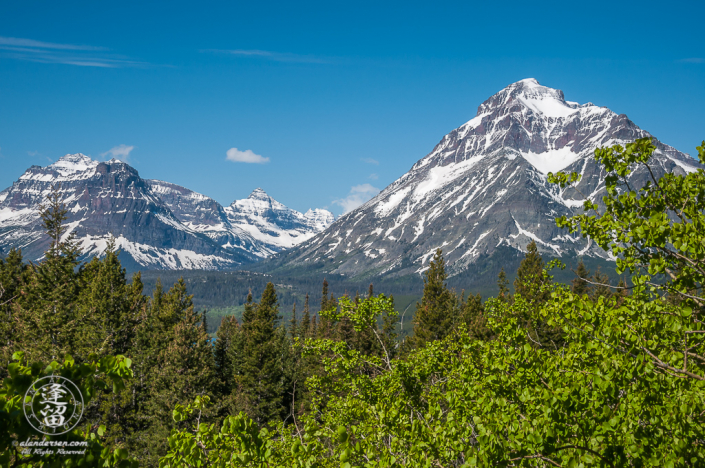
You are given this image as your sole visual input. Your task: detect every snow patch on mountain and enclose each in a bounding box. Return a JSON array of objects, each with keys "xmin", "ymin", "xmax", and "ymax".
[
  {"xmin": 519, "ymin": 147, "xmax": 582, "ymax": 175},
  {"xmin": 261, "ymin": 78, "xmax": 702, "ymax": 281},
  {"xmin": 1, "ymin": 155, "xmax": 333, "ymax": 268},
  {"xmin": 224, "ymin": 188, "xmax": 334, "ymax": 254},
  {"xmin": 77, "ymin": 234, "xmax": 231, "ymax": 270}
]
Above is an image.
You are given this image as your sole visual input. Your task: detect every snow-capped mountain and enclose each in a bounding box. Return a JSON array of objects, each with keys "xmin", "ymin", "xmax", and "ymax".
[
  {"xmin": 149, "ymin": 181, "xmax": 334, "ymax": 259},
  {"xmin": 224, "ymin": 188, "xmax": 335, "ymax": 257},
  {"xmin": 261, "ymin": 78, "xmax": 701, "ymax": 280},
  {"xmin": 0, "ymin": 155, "xmax": 333, "ymax": 269}
]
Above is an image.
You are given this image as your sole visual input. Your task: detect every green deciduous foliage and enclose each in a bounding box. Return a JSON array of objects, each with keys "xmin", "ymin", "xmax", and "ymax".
[
  {"xmin": 550, "ymin": 137, "xmax": 705, "ymax": 310},
  {"xmin": 0, "ymin": 352, "xmax": 137, "ymax": 467},
  {"xmin": 159, "ymin": 138, "xmax": 705, "ymax": 466}
]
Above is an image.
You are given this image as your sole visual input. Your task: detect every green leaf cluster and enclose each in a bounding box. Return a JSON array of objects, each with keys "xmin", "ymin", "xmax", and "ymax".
[
  {"xmin": 0, "ymin": 352, "xmax": 137, "ymax": 467},
  {"xmin": 158, "ymin": 138, "xmax": 705, "ymax": 466}
]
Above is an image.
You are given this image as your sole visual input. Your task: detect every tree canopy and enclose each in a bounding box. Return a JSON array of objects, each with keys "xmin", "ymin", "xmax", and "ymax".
[{"xmin": 3, "ymin": 138, "xmax": 704, "ymax": 467}]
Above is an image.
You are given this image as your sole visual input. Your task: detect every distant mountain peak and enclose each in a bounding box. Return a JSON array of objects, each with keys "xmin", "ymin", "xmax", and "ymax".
[
  {"xmin": 56, "ymin": 153, "xmax": 93, "ymax": 163},
  {"xmin": 1, "ymin": 156, "xmax": 333, "ymax": 268},
  {"xmin": 513, "ymin": 77, "xmax": 540, "ymax": 88},
  {"xmin": 476, "ymin": 78, "xmax": 592, "ymax": 120},
  {"xmin": 248, "ymin": 187, "xmax": 270, "ymax": 200},
  {"xmin": 48, "ymin": 153, "xmax": 98, "ymax": 176}
]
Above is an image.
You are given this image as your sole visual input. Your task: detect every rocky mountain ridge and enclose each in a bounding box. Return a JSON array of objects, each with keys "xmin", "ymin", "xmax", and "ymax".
[
  {"xmin": 259, "ymin": 78, "xmax": 701, "ymax": 281},
  {"xmin": 0, "ymin": 154, "xmax": 333, "ymax": 269}
]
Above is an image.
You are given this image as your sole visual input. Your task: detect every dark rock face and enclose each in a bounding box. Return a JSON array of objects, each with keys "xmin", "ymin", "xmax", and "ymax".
[
  {"xmin": 0, "ymin": 155, "xmax": 250, "ymax": 268},
  {"xmin": 260, "ymin": 78, "xmax": 701, "ymax": 280},
  {"xmin": 143, "ymin": 179, "xmax": 264, "ymax": 258},
  {"xmin": 0, "ymin": 156, "xmax": 333, "ymax": 269},
  {"xmin": 146, "ymin": 179, "xmax": 231, "ymax": 228}
]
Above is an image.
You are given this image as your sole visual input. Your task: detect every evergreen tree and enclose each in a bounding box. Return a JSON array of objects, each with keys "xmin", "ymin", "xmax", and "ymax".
[
  {"xmin": 300, "ymin": 294, "xmax": 311, "ymax": 338},
  {"xmin": 0, "ymin": 248, "xmax": 27, "ymax": 376},
  {"xmin": 139, "ymin": 278, "xmax": 216, "ymax": 465},
  {"xmin": 591, "ymin": 268, "xmax": 612, "ymax": 302},
  {"xmin": 462, "ymin": 292, "xmax": 492, "ymax": 341},
  {"xmin": 380, "ymin": 294, "xmax": 398, "ymax": 360},
  {"xmin": 512, "ymin": 241, "xmax": 564, "ymax": 348},
  {"xmin": 615, "ymin": 277, "xmax": 629, "ymax": 306},
  {"xmin": 497, "ymin": 268, "xmax": 510, "ymax": 302},
  {"xmin": 236, "ymin": 282, "xmax": 284, "ymax": 427},
  {"xmin": 215, "ymin": 316, "xmax": 240, "ymax": 398},
  {"xmin": 321, "ymin": 279, "xmax": 330, "ymax": 312},
  {"xmin": 0, "ymin": 248, "xmax": 26, "ymax": 313},
  {"xmin": 78, "ymin": 239, "xmax": 145, "ymax": 357},
  {"xmin": 292, "ymin": 294, "xmax": 315, "ymax": 420},
  {"xmin": 319, "ymin": 279, "xmax": 337, "ymax": 339},
  {"xmin": 348, "ymin": 291, "xmax": 382, "ymax": 357},
  {"xmin": 289, "ymin": 301, "xmax": 298, "ymax": 339},
  {"xmin": 336, "ymin": 294, "xmax": 355, "ymax": 344},
  {"xmin": 513, "ymin": 241, "xmax": 550, "ymax": 305},
  {"xmin": 411, "ymin": 249, "xmax": 459, "ymax": 348},
  {"xmin": 571, "ymin": 259, "xmax": 591, "ymax": 296},
  {"xmin": 15, "ymin": 184, "xmax": 85, "ymax": 362},
  {"xmin": 78, "ymin": 244, "xmax": 148, "ymax": 453},
  {"xmin": 242, "ymin": 289, "xmax": 255, "ymax": 324}
]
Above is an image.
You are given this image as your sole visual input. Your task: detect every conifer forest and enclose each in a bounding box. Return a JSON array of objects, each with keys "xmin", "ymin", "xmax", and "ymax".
[{"xmin": 2, "ymin": 138, "xmax": 705, "ymax": 466}]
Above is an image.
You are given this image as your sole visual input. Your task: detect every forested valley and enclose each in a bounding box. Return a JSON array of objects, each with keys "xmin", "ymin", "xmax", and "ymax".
[{"xmin": 1, "ymin": 138, "xmax": 704, "ymax": 467}]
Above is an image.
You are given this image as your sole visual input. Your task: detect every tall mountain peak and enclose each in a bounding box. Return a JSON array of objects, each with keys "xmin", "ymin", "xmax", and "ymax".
[
  {"xmin": 55, "ymin": 153, "xmax": 93, "ymax": 163},
  {"xmin": 48, "ymin": 153, "xmax": 98, "ymax": 176},
  {"xmin": 248, "ymin": 187, "xmax": 270, "ymax": 200},
  {"xmin": 477, "ymin": 78, "xmax": 588, "ymax": 120},
  {"xmin": 261, "ymin": 79, "xmax": 701, "ymax": 283}
]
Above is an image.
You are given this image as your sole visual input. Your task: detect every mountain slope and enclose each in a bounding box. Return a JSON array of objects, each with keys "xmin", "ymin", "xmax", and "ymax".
[
  {"xmin": 224, "ymin": 188, "xmax": 335, "ymax": 257},
  {"xmin": 258, "ymin": 78, "xmax": 701, "ymax": 281},
  {"xmin": 0, "ymin": 155, "xmax": 333, "ymax": 269}
]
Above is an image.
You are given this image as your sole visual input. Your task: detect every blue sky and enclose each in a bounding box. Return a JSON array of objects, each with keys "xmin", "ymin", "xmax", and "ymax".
[{"xmin": 1, "ymin": 0, "xmax": 703, "ymax": 216}]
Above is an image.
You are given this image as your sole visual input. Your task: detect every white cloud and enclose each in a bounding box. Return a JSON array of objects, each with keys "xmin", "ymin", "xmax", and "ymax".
[
  {"xmin": 0, "ymin": 37, "xmax": 105, "ymax": 51},
  {"xmin": 203, "ymin": 49, "xmax": 327, "ymax": 64},
  {"xmin": 361, "ymin": 157, "xmax": 379, "ymax": 165},
  {"xmin": 368, "ymin": 173, "xmax": 379, "ymax": 180},
  {"xmin": 678, "ymin": 58, "xmax": 704, "ymax": 64},
  {"xmin": 333, "ymin": 183, "xmax": 380, "ymax": 214},
  {"xmin": 0, "ymin": 36, "xmax": 146, "ymax": 68},
  {"xmin": 226, "ymin": 148, "xmax": 270, "ymax": 164},
  {"xmin": 101, "ymin": 144, "xmax": 135, "ymax": 162}
]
